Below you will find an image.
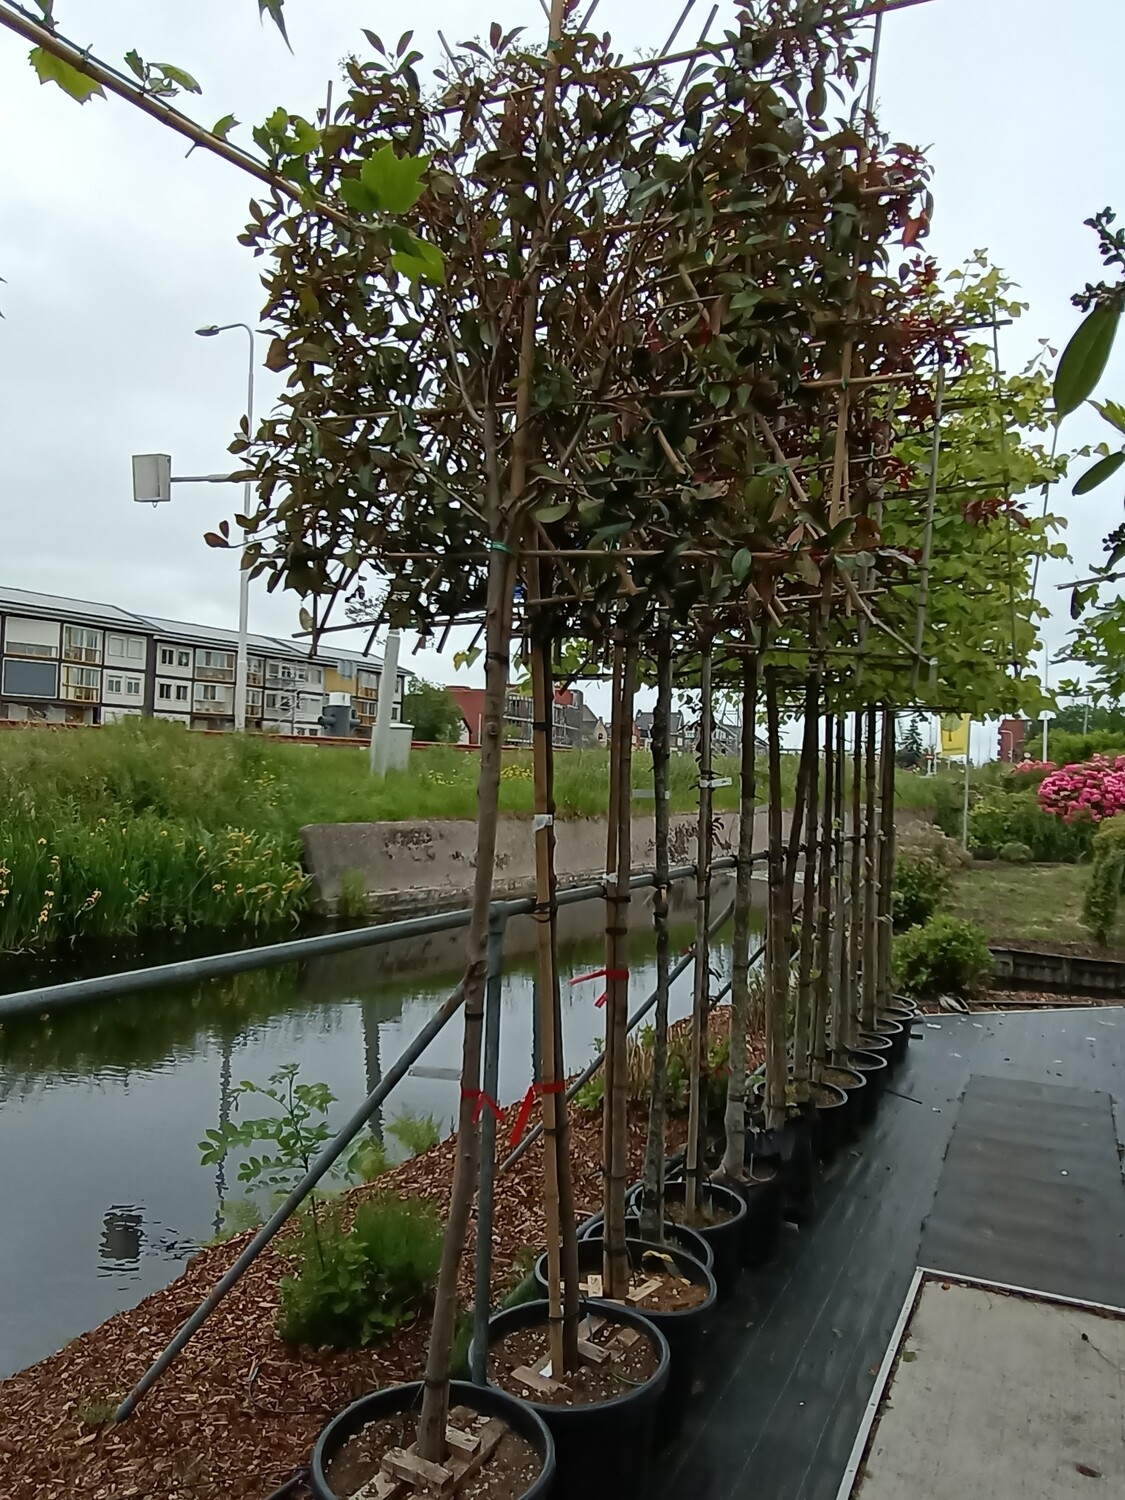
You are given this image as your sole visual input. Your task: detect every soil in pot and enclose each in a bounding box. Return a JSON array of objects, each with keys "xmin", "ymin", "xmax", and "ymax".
[
  {"xmin": 314, "ymin": 1384, "xmax": 553, "ymax": 1500},
  {"xmin": 490, "ymin": 1310, "xmax": 659, "ymax": 1406},
  {"xmin": 822, "ymin": 1064, "xmax": 865, "ymax": 1143},
  {"xmin": 573, "ymin": 1251, "xmax": 710, "ymax": 1314},
  {"xmin": 661, "ymin": 1180, "xmax": 747, "ymax": 1297}
]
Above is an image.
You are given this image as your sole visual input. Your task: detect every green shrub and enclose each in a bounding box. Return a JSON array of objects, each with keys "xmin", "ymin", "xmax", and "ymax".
[
  {"xmin": 1082, "ymin": 815, "xmax": 1125, "ymax": 946},
  {"xmin": 968, "ymin": 789, "xmax": 1092, "ymax": 863},
  {"xmin": 337, "ymin": 868, "xmax": 369, "ymax": 919},
  {"xmin": 892, "ymin": 914, "xmax": 993, "ymax": 999},
  {"xmin": 277, "ymin": 1196, "xmax": 442, "ymax": 1348},
  {"xmin": 998, "ymin": 841, "xmax": 1033, "ymax": 864},
  {"xmin": 892, "ymin": 852, "xmax": 951, "ymax": 931}
]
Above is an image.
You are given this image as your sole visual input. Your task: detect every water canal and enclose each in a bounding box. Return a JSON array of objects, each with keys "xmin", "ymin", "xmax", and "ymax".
[{"xmin": 0, "ymin": 881, "xmax": 748, "ymax": 1379}]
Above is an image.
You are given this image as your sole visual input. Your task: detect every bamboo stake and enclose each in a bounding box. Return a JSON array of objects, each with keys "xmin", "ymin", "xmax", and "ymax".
[
  {"xmin": 721, "ymin": 649, "xmax": 759, "ymax": 1180},
  {"xmin": 528, "ymin": 571, "xmax": 578, "ymax": 1372},
  {"xmin": 860, "ymin": 703, "xmax": 879, "ymax": 1034},
  {"xmin": 639, "ymin": 618, "xmax": 674, "ymax": 1240},
  {"xmin": 792, "ymin": 675, "xmax": 822, "ymax": 1106},
  {"xmin": 603, "ymin": 637, "xmax": 637, "ymax": 1300},
  {"xmin": 846, "ymin": 709, "xmax": 864, "ymax": 1051},
  {"xmin": 829, "ymin": 716, "xmax": 848, "ymax": 1058},
  {"xmin": 912, "ymin": 364, "xmax": 946, "ymax": 694},
  {"xmin": 763, "ymin": 668, "xmax": 789, "ymax": 1133},
  {"xmin": 876, "ymin": 707, "xmax": 897, "ymax": 1015},
  {"xmin": 685, "ymin": 638, "xmax": 714, "ymax": 1221}
]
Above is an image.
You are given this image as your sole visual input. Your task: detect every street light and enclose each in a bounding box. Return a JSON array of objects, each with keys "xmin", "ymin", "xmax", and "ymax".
[{"xmin": 195, "ymin": 323, "xmax": 257, "ymax": 733}]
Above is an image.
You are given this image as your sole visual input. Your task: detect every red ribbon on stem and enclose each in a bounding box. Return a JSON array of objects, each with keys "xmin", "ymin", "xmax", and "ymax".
[
  {"xmin": 507, "ymin": 1079, "xmax": 565, "ymax": 1148},
  {"xmin": 461, "ymin": 1088, "xmax": 502, "ymax": 1124},
  {"xmin": 570, "ymin": 965, "xmax": 629, "ymax": 1007}
]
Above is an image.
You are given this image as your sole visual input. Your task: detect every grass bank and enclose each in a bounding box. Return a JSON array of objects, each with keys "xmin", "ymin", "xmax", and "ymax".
[
  {"xmin": 947, "ymin": 862, "xmax": 1124, "ymax": 951},
  {"xmin": 0, "ymin": 719, "xmax": 939, "ymax": 954}
]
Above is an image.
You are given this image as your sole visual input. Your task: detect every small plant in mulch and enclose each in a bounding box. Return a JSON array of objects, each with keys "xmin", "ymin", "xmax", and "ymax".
[
  {"xmin": 278, "ymin": 1197, "xmax": 443, "ymax": 1349},
  {"xmin": 386, "ymin": 1109, "xmax": 443, "ymax": 1159}
]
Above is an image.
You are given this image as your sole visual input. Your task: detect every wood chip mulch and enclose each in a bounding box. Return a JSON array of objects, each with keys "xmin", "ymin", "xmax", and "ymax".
[{"xmin": 0, "ymin": 1009, "xmax": 759, "ymax": 1500}]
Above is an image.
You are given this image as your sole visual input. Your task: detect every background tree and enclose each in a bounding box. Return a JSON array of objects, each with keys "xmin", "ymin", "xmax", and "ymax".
[{"xmin": 402, "ymin": 680, "xmax": 463, "ymax": 744}]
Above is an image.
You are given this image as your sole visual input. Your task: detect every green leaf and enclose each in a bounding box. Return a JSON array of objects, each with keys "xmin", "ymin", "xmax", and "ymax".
[
  {"xmin": 391, "ymin": 237, "xmax": 444, "ymax": 285},
  {"xmin": 1054, "ymin": 305, "xmax": 1121, "ymax": 419},
  {"xmin": 1072, "ymin": 450, "xmax": 1125, "ymax": 495},
  {"xmin": 29, "ymin": 47, "xmax": 104, "ymax": 104},
  {"xmin": 535, "ymin": 501, "xmax": 572, "ymax": 522},
  {"xmin": 157, "ymin": 63, "xmax": 201, "ymax": 95},
  {"xmin": 360, "ymin": 144, "xmax": 430, "ymax": 214},
  {"xmin": 212, "ymin": 113, "xmax": 239, "ymax": 141},
  {"xmin": 338, "ymin": 178, "xmax": 377, "ymax": 215},
  {"xmin": 258, "ymin": 0, "xmax": 291, "ymax": 49},
  {"xmin": 1092, "ymin": 399, "xmax": 1125, "ymax": 436},
  {"xmin": 732, "ymin": 547, "xmax": 752, "ymax": 583},
  {"xmin": 709, "ymin": 384, "xmax": 731, "ymax": 408}
]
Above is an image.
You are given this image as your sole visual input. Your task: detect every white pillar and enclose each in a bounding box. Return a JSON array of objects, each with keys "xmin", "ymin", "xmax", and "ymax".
[{"xmin": 369, "ymin": 630, "xmax": 401, "ymax": 778}]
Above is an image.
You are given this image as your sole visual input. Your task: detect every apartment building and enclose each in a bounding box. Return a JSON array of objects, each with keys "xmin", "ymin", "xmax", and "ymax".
[{"xmin": 0, "ymin": 586, "xmax": 405, "ymax": 737}]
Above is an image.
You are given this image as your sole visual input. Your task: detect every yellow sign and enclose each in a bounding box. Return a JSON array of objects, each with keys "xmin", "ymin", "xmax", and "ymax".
[{"xmin": 939, "ymin": 714, "xmax": 970, "ymax": 757}]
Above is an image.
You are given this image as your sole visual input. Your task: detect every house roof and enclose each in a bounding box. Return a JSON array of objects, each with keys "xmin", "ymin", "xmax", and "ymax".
[{"xmin": 0, "ymin": 584, "xmax": 403, "ymax": 673}]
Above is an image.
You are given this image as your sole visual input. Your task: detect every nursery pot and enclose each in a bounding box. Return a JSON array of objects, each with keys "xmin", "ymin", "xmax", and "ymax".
[
  {"xmin": 856, "ymin": 1028, "xmax": 894, "ymax": 1071},
  {"xmin": 811, "ymin": 1080, "xmax": 849, "ymax": 1166},
  {"xmin": 533, "ymin": 1236, "xmax": 716, "ymax": 1434},
  {"xmin": 635, "ymin": 1179, "xmax": 746, "ymax": 1298},
  {"xmin": 822, "ymin": 1064, "xmax": 866, "ymax": 1143},
  {"xmin": 888, "ymin": 995, "xmax": 921, "ymax": 1026},
  {"xmin": 847, "ymin": 1048, "xmax": 889, "ymax": 1124},
  {"xmin": 748, "ymin": 1090, "xmax": 818, "ymax": 1222},
  {"xmin": 876, "ymin": 1011, "xmax": 910, "ymax": 1066},
  {"xmin": 478, "ymin": 1298, "xmax": 668, "ymax": 1500},
  {"xmin": 309, "ymin": 1379, "xmax": 555, "ymax": 1500},
  {"xmin": 578, "ymin": 1208, "xmax": 714, "ymax": 1274},
  {"xmin": 734, "ymin": 1157, "xmax": 785, "ymax": 1268}
]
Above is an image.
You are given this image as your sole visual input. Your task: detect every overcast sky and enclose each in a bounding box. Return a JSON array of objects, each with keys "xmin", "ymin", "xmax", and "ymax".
[{"xmin": 2, "ymin": 0, "xmax": 1123, "ymax": 719}]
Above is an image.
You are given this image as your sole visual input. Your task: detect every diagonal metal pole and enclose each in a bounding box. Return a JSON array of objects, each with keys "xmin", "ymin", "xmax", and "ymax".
[{"xmin": 469, "ymin": 912, "xmax": 506, "ymax": 1384}]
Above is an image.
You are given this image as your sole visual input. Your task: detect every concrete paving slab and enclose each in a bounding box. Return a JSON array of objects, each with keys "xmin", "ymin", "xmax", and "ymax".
[{"xmin": 854, "ymin": 1280, "xmax": 1125, "ymax": 1500}]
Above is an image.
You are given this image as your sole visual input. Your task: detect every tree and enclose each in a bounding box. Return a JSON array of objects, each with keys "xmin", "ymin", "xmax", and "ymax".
[
  {"xmin": 898, "ymin": 713, "xmax": 924, "ymax": 768},
  {"xmin": 402, "ymin": 680, "xmax": 462, "ymax": 744}
]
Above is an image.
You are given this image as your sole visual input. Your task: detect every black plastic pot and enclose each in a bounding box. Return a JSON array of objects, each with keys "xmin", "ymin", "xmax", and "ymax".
[
  {"xmin": 735, "ymin": 1157, "xmax": 784, "ymax": 1267},
  {"xmin": 631, "ymin": 1180, "xmax": 745, "ymax": 1297},
  {"xmin": 875, "ymin": 1011, "xmax": 910, "ymax": 1066},
  {"xmin": 856, "ymin": 1028, "xmax": 894, "ymax": 1070},
  {"xmin": 309, "ymin": 1379, "xmax": 555, "ymax": 1500},
  {"xmin": 847, "ymin": 1047, "xmax": 888, "ymax": 1124},
  {"xmin": 578, "ymin": 1208, "xmax": 714, "ymax": 1274},
  {"xmin": 747, "ymin": 1098, "xmax": 818, "ymax": 1222},
  {"xmin": 812, "ymin": 1081, "xmax": 849, "ymax": 1165},
  {"xmin": 533, "ymin": 1236, "xmax": 716, "ymax": 1432},
  {"xmin": 888, "ymin": 994, "xmax": 921, "ymax": 1024},
  {"xmin": 476, "ymin": 1299, "xmax": 666, "ymax": 1500},
  {"xmin": 822, "ymin": 1065, "xmax": 865, "ymax": 1144}
]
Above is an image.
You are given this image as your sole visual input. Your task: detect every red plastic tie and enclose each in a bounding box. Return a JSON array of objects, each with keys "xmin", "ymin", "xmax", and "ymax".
[
  {"xmin": 461, "ymin": 1088, "xmax": 502, "ymax": 1124},
  {"xmin": 507, "ymin": 1080, "xmax": 566, "ymax": 1148}
]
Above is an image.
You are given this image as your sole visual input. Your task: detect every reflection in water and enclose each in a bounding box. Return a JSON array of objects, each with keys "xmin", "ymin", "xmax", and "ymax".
[
  {"xmin": 98, "ymin": 1206, "xmax": 144, "ymax": 1273},
  {"xmin": 0, "ymin": 878, "xmax": 753, "ymax": 1378}
]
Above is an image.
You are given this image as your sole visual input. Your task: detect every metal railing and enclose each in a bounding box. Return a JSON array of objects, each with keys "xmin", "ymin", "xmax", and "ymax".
[{"xmin": 7, "ymin": 852, "xmax": 751, "ymax": 1419}]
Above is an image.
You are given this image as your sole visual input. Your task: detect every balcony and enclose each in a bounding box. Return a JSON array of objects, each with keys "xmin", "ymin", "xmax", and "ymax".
[
  {"xmin": 197, "ymin": 664, "xmax": 235, "ymax": 683},
  {"xmin": 61, "ymin": 685, "xmax": 99, "ymax": 703},
  {"xmin": 193, "ymin": 698, "xmax": 231, "ymax": 716},
  {"xmin": 63, "ymin": 646, "xmax": 102, "ymax": 665}
]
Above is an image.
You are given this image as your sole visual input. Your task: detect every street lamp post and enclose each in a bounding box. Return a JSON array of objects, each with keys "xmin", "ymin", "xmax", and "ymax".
[{"xmin": 196, "ymin": 323, "xmax": 256, "ymax": 733}]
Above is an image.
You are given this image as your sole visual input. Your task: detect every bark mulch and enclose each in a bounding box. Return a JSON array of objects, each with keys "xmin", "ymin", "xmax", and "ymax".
[{"xmin": 0, "ymin": 1001, "xmax": 763, "ymax": 1500}]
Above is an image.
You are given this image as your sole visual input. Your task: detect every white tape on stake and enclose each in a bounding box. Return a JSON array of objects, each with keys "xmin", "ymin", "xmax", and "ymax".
[
  {"xmin": 700, "ymin": 777, "xmax": 733, "ymax": 789},
  {"xmin": 532, "ymin": 813, "xmax": 554, "ymax": 831}
]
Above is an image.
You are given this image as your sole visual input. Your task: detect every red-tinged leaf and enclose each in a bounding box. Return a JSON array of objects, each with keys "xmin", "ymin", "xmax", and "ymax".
[
  {"xmin": 203, "ymin": 531, "xmax": 227, "ymax": 549},
  {"xmin": 901, "ymin": 214, "xmax": 928, "ymax": 248},
  {"xmin": 490, "ymin": 21, "xmax": 502, "ymax": 49}
]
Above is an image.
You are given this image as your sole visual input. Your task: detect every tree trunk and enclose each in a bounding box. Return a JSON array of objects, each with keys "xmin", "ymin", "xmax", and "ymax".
[
  {"xmin": 861, "ymin": 703, "xmax": 879, "ymax": 1033},
  {"xmin": 417, "ymin": 541, "xmax": 516, "ymax": 1459},
  {"xmin": 829, "ymin": 716, "xmax": 847, "ymax": 1060},
  {"xmin": 639, "ymin": 621, "xmax": 673, "ymax": 1240},
  {"xmin": 721, "ymin": 651, "xmax": 759, "ymax": 1181},
  {"xmin": 763, "ymin": 668, "xmax": 789, "ymax": 1132},
  {"xmin": 792, "ymin": 674, "xmax": 821, "ymax": 1105},
  {"xmin": 846, "ymin": 709, "xmax": 864, "ymax": 1052},
  {"xmin": 602, "ymin": 638, "xmax": 636, "ymax": 1300},
  {"xmin": 528, "ymin": 576, "xmax": 579, "ymax": 1371},
  {"xmin": 685, "ymin": 640, "xmax": 714, "ymax": 1222}
]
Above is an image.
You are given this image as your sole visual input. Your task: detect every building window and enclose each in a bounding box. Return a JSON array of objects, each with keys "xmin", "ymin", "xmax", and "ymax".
[
  {"xmin": 201, "ymin": 683, "xmax": 219, "ymax": 701},
  {"xmin": 126, "ymin": 679, "xmax": 142, "ymax": 697},
  {"xmin": 106, "ymin": 676, "xmax": 123, "ymax": 694},
  {"xmin": 158, "ymin": 683, "xmax": 172, "ymax": 700},
  {"xmin": 177, "ymin": 650, "xmax": 191, "ymax": 667},
  {"xmin": 61, "ymin": 665, "xmax": 99, "ymax": 701},
  {"xmin": 175, "ymin": 684, "xmax": 188, "ymax": 702},
  {"xmin": 2, "ymin": 659, "xmax": 58, "ymax": 697},
  {"xmin": 160, "ymin": 647, "xmax": 174, "ymax": 666},
  {"xmin": 62, "ymin": 626, "xmax": 102, "ymax": 663}
]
